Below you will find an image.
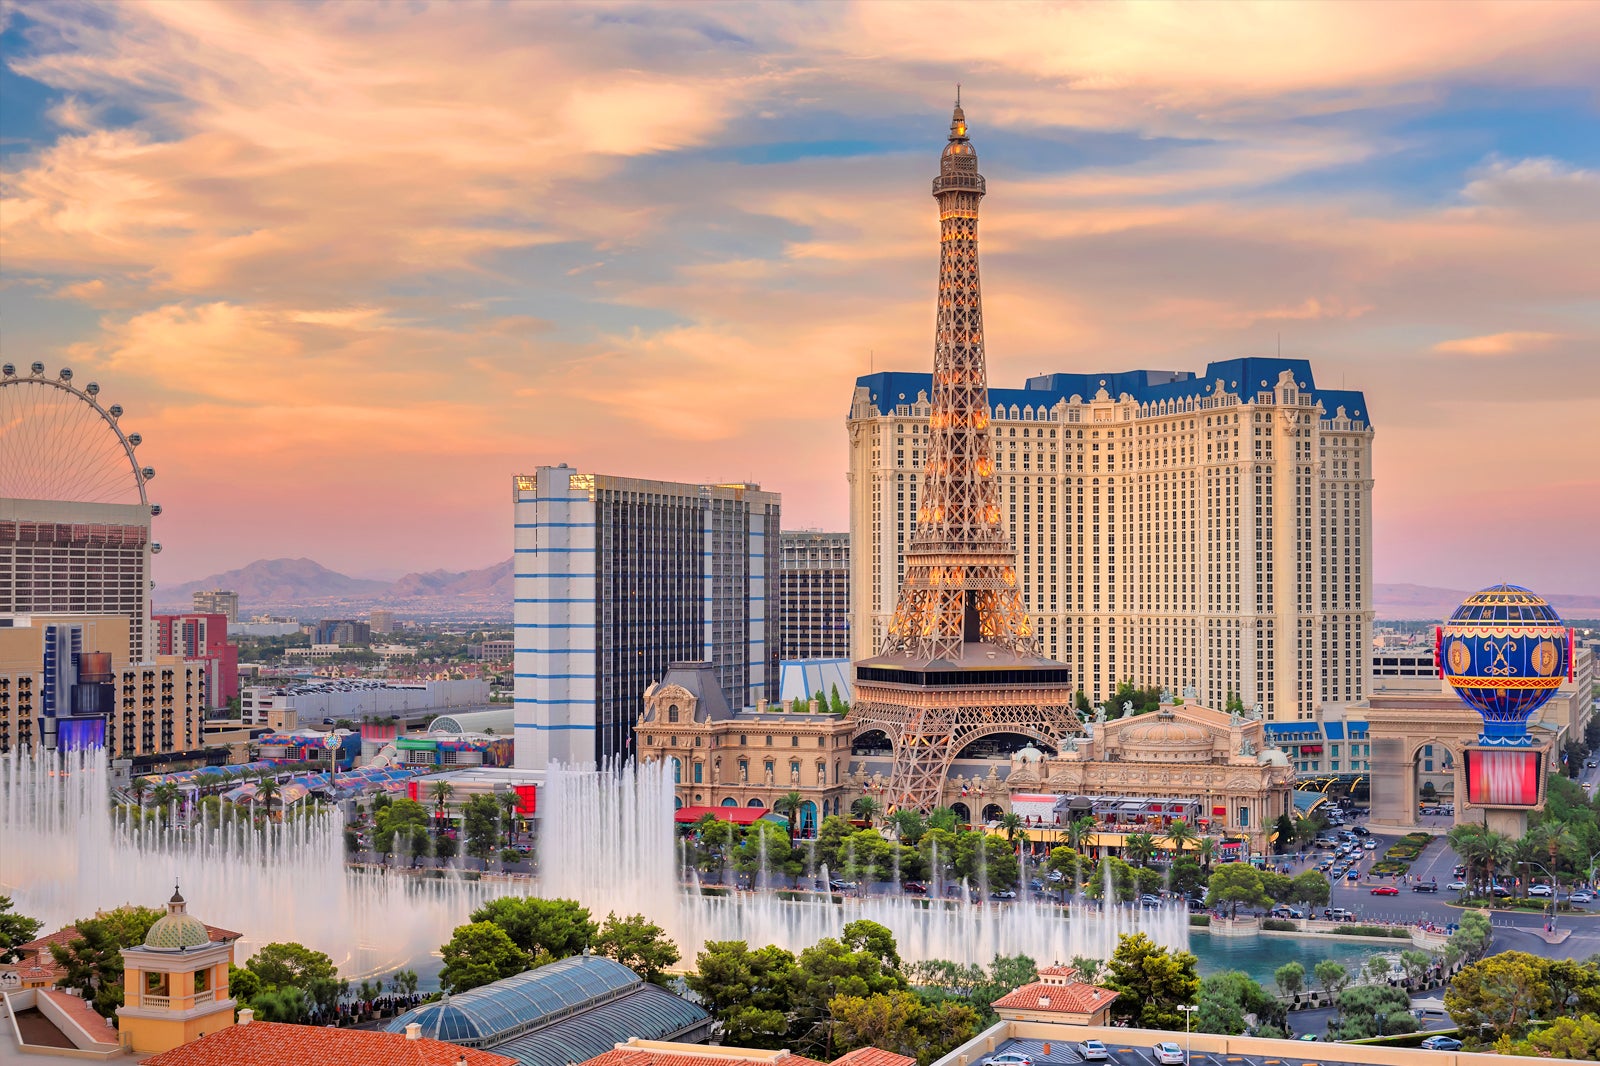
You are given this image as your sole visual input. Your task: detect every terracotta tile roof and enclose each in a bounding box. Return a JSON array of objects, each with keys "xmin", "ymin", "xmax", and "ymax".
[
  {"xmin": 830, "ymin": 1049, "xmax": 916, "ymax": 1066},
  {"xmin": 140, "ymin": 1021, "xmax": 517, "ymax": 1066},
  {"xmin": 991, "ymin": 980, "xmax": 1119, "ymax": 1015},
  {"xmin": 39, "ymin": 989, "xmax": 121, "ymax": 1047},
  {"xmin": 581, "ymin": 1048, "xmax": 828, "ymax": 1066}
]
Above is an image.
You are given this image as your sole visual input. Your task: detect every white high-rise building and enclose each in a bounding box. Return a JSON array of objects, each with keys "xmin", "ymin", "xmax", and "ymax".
[
  {"xmin": 848, "ymin": 359, "xmax": 1374, "ymax": 722},
  {"xmin": 512, "ymin": 466, "xmax": 780, "ymax": 769}
]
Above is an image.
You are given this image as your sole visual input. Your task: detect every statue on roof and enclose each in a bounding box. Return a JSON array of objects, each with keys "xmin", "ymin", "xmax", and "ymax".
[
  {"xmin": 1249, "ymin": 703, "xmax": 1264, "ymax": 721},
  {"xmin": 1239, "ymin": 738, "xmax": 1256, "ymax": 757},
  {"xmin": 1182, "ymin": 684, "xmax": 1198, "ymax": 700},
  {"xmin": 1093, "ymin": 703, "xmax": 1107, "ymax": 725},
  {"xmin": 1121, "ymin": 700, "xmax": 1134, "ymax": 719}
]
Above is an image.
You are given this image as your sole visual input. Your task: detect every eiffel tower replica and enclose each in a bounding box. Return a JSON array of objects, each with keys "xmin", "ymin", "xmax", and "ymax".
[{"xmin": 850, "ymin": 95, "xmax": 1082, "ymax": 813}]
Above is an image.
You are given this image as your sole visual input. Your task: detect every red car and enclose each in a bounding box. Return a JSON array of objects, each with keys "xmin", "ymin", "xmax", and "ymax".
[{"xmin": 1370, "ymin": 885, "xmax": 1400, "ymax": 896}]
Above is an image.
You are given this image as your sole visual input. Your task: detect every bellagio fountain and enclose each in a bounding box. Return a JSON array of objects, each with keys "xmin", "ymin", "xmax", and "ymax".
[{"xmin": 1, "ymin": 749, "xmax": 1188, "ymax": 982}]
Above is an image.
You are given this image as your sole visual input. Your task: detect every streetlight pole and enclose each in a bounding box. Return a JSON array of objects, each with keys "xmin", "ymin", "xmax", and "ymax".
[
  {"xmin": 1179, "ymin": 1003, "xmax": 1198, "ymax": 1064},
  {"xmin": 1521, "ymin": 860, "xmax": 1558, "ymax": 930}
]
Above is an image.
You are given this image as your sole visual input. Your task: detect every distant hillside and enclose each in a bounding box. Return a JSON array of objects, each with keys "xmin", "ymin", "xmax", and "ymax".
[
  {"xmin": 155, "ymin": 556, "xmax": 512, "ymax": 611},
  {"xmin": 1375, "ymin": 582, "xmax": 1600, "ymax": 620},
  {"xmin": 388, "ymin": 558, "xmax": 511, "ymax": 599},
  {"xmin": 158, "ymin": 558, "xmax": 389, "ymax": 605}
]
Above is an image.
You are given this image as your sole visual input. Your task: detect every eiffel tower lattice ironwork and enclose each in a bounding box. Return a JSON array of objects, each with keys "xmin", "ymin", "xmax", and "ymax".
[
  {"xmin": 883, "ymin": 92, "xmax": 1038, "ymax": 663},
  {"xmin": 850, "ymin": 97, "xmax": 1081, "ymax": 814}
]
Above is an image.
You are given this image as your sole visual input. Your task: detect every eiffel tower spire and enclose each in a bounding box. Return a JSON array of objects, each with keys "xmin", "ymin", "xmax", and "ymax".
[
  {"xmin": 882, "ymin": 97, "xmax": 1039, "ymax": 662},
  {"xmin": 849, "ymin": 100, "xmax": 1079, "ymax": 813}
]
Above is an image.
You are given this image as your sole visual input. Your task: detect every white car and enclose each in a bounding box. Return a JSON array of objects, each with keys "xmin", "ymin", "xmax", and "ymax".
[
  {"xmin": 1447, "ymin": 880, "xmax": 1468, "ymax": 891},
  {"xmin": 1571, "ymin": 890, "xmax": 1594, "ymax": 903},
  {"xmin": 1153, "ymin": 1042, "xmax": 1186, "ymax": 1065},
  {"xmin": 1078, "ymin": 1040, "xmax": 1109, "ymax": 1062},
  {"xmin": 1530, "ymin": 884, "xmax": 1553, "ymax": 897}
]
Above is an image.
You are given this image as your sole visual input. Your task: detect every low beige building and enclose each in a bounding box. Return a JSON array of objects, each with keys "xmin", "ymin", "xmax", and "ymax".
[
  {"xmin": 848, "ymin": 701, "xmax": 1294, "ymax": 854},
  {"xmin": 638, "ymin": 661, "xmax": 856, "ymax": 835}
]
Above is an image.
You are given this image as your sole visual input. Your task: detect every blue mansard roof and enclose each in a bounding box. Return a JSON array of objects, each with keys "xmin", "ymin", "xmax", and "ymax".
[{"xmin": 853, "ymin": 357, "xmax": 1371, "ymax": 426}]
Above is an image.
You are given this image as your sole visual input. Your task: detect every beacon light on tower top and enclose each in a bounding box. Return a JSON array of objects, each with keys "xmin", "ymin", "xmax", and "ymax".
[{"xmin": 1438, "ymin": 583, "xmax": 1574, "ymax": 747}]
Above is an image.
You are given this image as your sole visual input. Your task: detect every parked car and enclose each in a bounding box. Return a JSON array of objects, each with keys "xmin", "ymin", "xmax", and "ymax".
[
  {"xmin": 1530, "ymin": 883, "xmax": 1553, "ymax": 897},
  {"xmin": 1152, "ymin": 1042, "xmax": 1186, "ymax": 1065},
  {"xmin": 827, "ymin": 879, "xmax": 857, "ymax": 892},
  {"xmin": 1140, "ymin": 893, "xmax": 1163, "ymax": 908},
  {"xmin": 1372, "ymin": 885, "xmax": 1400, "ymax": 896},
  {"xmin": 1572, "ymin": 890, "xmax": 1595, "ymax": 903},
  {"xmin": 903, "ymin": 881, "xmax": 929, "ymax": 894},
  {"xmin": 985, "ymin": 1054, "xmax": 1033, "ymax": 1066},
  {"xmin": 1420, "ymin": 1035, "xmax": 1464, "ymax": 1051},
  {"xmin": 991, "ymin": 889, "xmax": 1018, "ymax": 901},
  {"xmin": 1078, "ymin": 1040, "xmax": 1109, "ymax": 1062},
  {"xmin": 1187, "ymin": 897, "xmax": 1206, "ymax": 911},
  {"xmin": 1447, "ymin": 880, "xmax": 1468, "ymax": 891},
  {"xmin": 1413, "ymin": 881, "xmax": 1439, "ymax": 893}
]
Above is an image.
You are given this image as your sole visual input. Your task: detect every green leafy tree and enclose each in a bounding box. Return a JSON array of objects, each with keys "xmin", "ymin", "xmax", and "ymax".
[
  {"xmin": 1084, "ymin": 856, "xmax": 1139, "ymax": 903},
  {"xmin": 1275, "ymin": 961, "xmax": 1305, "ymax": 1000},
  {"xmin": 1208, "ymin": 863, "xmax": 1271, "ymax": 917},
  {"xmin": 1260, "ymin": 869, "xmax": 1294, "ymax": 903},
  {"xmin": 1399, "ymin": 949, "xmax": 1433, "ymax": 986},
  {"xmin": 252, "ymin": 985, "xmax": 311, "ymax": 1023},
  {"xmin": 373, "ymin": 797, "xmax": 429, "ymax": 854},
  {"xmin": 816, "ymin": 814, "xmax": 855, "ymax": 869},
  {"xmin": 244, "ymin": 941, "xmax": 342, "ymax": 1011},
  {"xmin": 594, "ymin": 912, "xmax": 680, "ymax": 985},
  {"xmin": 829, "ymin": 990, "xmax": 979, "ymax": 1065},
  {"xmin": 462, "ymin": 794, "xmax": 501, "ymax": 861},
  {"xmin": 1365, "ymin": 953, "xmax": 1393, "ymax": 983},
  {"xmin": 228, "ymin": 964, "xmax": 262, "ymax": 1004},
  {"xmin": 1069, "ymin": 956, "xmax": 1101, "ymax": 984},
  {"xmin": 829, "ymin": 684, "xmax": 849, "ymax": 715},
  {"xmin": 1313, "ymin": 960, "xmax": 1350, "ymax": 1021},
  {"xmin": 685, "ymin": 941, "xmax": 797, "ymax": 1048},
  {"xmin": 735, "ymin": 819, "xmax": 797, "ymax": 882},
  {"xmin": 1520, "ymin": 1014, "xmax": 1600, "ymax": 1059},
  {"xmin": 1102, "ymin": 932, "xmax": 1200, "ymax": 1031},
  {"xmin": 469, "ymin": 897, "xmax": 596, "ymax": 963},
  {"xmin": 438, "ymin": 921, "xmax": 529, "ymax": 993},
  {"xmin": 1445, "ymin": 950, "xmax": 1553, "ymax": 1040},
  {"xmin": 1273, "ymin": 813, "xmax": 1296, "ymax": 855},
  {"xmin": 888, "ymin": 808, "xmax": 926, "ymax": 846},
  {"xmin": 1295, "ymin": 816, "xmax": 1321, "ymax": 853},
  {"xmin": 1168, "ymin": 858, "xmax": 1205, "ymax": 899},
  {"xmin": 1197, "ymin": 970, "xmax": 1284, "ymax": 1035},
  {"xmin": 1289, "ymin": 870, "xmax": 1331, "ymax": 908},
  {"xmin": 790, "ymin": 930, "xmax": 909, "ymax": 1054},
  {"xmin": 926, "ymin": 807, "xmax": 960, "ymax": 833},
  {"xmin": 49, "ymin": 905, "xmax": 163, "ymax": 1017},
  {"xmin": 0, "ymin": 896, "xmax": 43, "ymax": 964},
  {"xmin": 1333, "ymin": 983, "xmax": 1417, "ymax": 1040},
  {"xmin": 1448, "ymin": 909, "xmax": 1493, "ymax": 962}
]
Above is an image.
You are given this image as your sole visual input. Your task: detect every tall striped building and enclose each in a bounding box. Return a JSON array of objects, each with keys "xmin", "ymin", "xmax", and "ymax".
[
  {"xmin": 512, "ymin": 466, "xmax": 779, "ymax": 769},
  {"xmin": 847, "ymin": 359, "xmax": 1374, "ymax": 722}
]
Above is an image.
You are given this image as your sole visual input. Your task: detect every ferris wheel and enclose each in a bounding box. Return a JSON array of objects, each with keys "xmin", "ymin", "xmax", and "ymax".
[{"xmin": 0, "ymin": 361, "xmax": 160, "ymax": 523}]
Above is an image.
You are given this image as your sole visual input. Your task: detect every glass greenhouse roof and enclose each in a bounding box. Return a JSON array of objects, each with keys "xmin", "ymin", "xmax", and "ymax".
[
  {"xmin": 494, "ymin": 984, "xmax": 709, "ymax": 1066},
  {"xmin": 385, "ymin": 955, "xmax": 650, "ymax": 1046}
]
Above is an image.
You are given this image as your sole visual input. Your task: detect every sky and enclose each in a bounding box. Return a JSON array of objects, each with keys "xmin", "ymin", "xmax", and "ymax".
[{"xmin": 2, "ymin": 1, "xmax": 1598, "ymax": 592}]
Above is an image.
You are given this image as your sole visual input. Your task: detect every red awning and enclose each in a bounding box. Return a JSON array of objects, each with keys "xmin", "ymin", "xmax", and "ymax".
[{"xmin": 675, "ymin": 806, "xmax": 787, "ymax": 826}]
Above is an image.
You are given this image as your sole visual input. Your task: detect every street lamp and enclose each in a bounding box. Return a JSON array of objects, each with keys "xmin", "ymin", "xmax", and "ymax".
[
  {"xmin": 1584, "ymin": 849, "xmax": 1600, "ymax": 891},
  {"xmin": 1178, "ymin": 1003, "xmax": 1199, "ymax": 1063},
  {"xmin": 1520, "ymin": 860, "xmax": 1558, "ymax": 930}
]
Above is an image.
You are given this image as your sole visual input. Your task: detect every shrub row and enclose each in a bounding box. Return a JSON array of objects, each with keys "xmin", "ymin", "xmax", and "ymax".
[
  {"xmin": 1261, "ymin": 918, "xmax": 1297, "ymax": 931},
  {"xmin": 1190, "ymin": 914, "xmax": 1211, "ymax": 927},
  {"xmin": 1343, "ymin": 924, "xmax": 1411, "ymax": 938}
]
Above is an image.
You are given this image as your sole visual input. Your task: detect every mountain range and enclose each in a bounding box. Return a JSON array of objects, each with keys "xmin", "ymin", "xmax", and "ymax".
[
  {"xmin": 156, "ymin": 559, "xmax": 1599, "ymax": 621},
  {"xmin": 155, "ymin": 556, "xmax": 512, "ymax": 611}
]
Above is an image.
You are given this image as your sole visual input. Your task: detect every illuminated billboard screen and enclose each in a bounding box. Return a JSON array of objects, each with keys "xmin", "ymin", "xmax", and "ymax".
[
  {"xmin": 56, "ymin": 715, "xmax": 107, "ymax": 751},
  {"xmin": 1464, "ymin": 749, "xmax": 1543, "ymax": 807}
]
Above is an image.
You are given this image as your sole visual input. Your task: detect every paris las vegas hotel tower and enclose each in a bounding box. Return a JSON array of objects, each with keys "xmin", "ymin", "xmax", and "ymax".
[{"xmin": 848, "ymin": 100, "xmax": 1374, "ymax": 726}]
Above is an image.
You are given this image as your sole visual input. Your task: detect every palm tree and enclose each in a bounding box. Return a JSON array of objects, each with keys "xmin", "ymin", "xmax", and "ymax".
[
  {"xmin": 1295, "ymin": 815, "xmax": 1320, "ymax": 854},
  {"xmin": 887, "ymin": 807, "xmax": 924, "ymax": 846},
  {"xmin": 1482, "ymin": 830, "xmax": 1516, "ymax": 896},
  {"xmin": 256, "ymin": 777, "xmax": 282, "ymax": 821},
  {"xmin": 851, "ymin": 796, "xmax": 881, "ymax": 826},
  {"xmin": 130, "ymin": 776, "xmax": 149, "ymax": 807},
  {"xmin": 150, "ymin": 783, "xmax": 179, "ymax": 825},
  {"xmin": 773, "ymin": 791, "xmax": 805, "ymax": 843},
  {"xmin": 1068, "ymin": 814, "xmax": 1098, "ymax": 854},
  {"xmin": 498, "ymin": 791, "xmax": 520, "ymax": 848},
  {"xmin": 998, "ymin": 811, "xmax": 1025, "ymax": 844},
  {"xmin": 1125, "ymin": 832, "xmax": 1156, "ymax": 868},
  {"xmin": 428, "ymin": 780, "xmax": 454, "ymax": 831},
  {"xmin": 1165, "ymin": 818, "xmax": 1196, "ymax": 859},
  {"xmin": 1197, "ymin": 836, "xmax": 1218, "ymax": 872}
]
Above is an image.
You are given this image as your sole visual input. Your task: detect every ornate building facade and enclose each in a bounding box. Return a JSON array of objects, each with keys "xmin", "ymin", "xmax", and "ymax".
[
  {"xmin": 639, "ymin": 661, "xmax": 855, "ymax": 835},
  {"xmin": 847, "ymin": 98, "xmax": 1080, "ymax": 812},
  {"xmin": 849, "ymin": 360, "xmax": 1374, "ymax": 722}
]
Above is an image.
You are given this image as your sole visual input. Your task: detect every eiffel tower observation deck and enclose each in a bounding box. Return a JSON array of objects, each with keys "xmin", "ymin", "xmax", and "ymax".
[{"xmin": 850, "ymin": 96, "xmax": 1082, "ymax": 813}]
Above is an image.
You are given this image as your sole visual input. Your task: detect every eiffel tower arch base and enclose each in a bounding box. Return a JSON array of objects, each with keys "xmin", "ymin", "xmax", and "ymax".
[{"xmin": 849, "ymin": 664, "xmax": 1081, "ymax": 813}]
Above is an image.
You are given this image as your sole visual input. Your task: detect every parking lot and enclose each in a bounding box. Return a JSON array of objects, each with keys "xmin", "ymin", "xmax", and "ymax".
[{"xmin": 990, "ymin": 1035, "xmax": 1418, "ymax": 1066}]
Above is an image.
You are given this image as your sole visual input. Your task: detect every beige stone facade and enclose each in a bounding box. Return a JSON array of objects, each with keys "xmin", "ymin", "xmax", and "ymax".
[
  {"xmin": 638, "ymin": 662, "xmax": 855, "ymax": 831},
  {"xmin": 848, "ymin": 362, "xmax": 1374, "ymax": 722}
]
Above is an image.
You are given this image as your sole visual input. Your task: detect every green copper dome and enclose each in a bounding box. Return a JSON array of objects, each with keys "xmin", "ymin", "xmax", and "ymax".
[{"xmin": 143, "ymin": 887, "xmax": 210, "ymax": 951}]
